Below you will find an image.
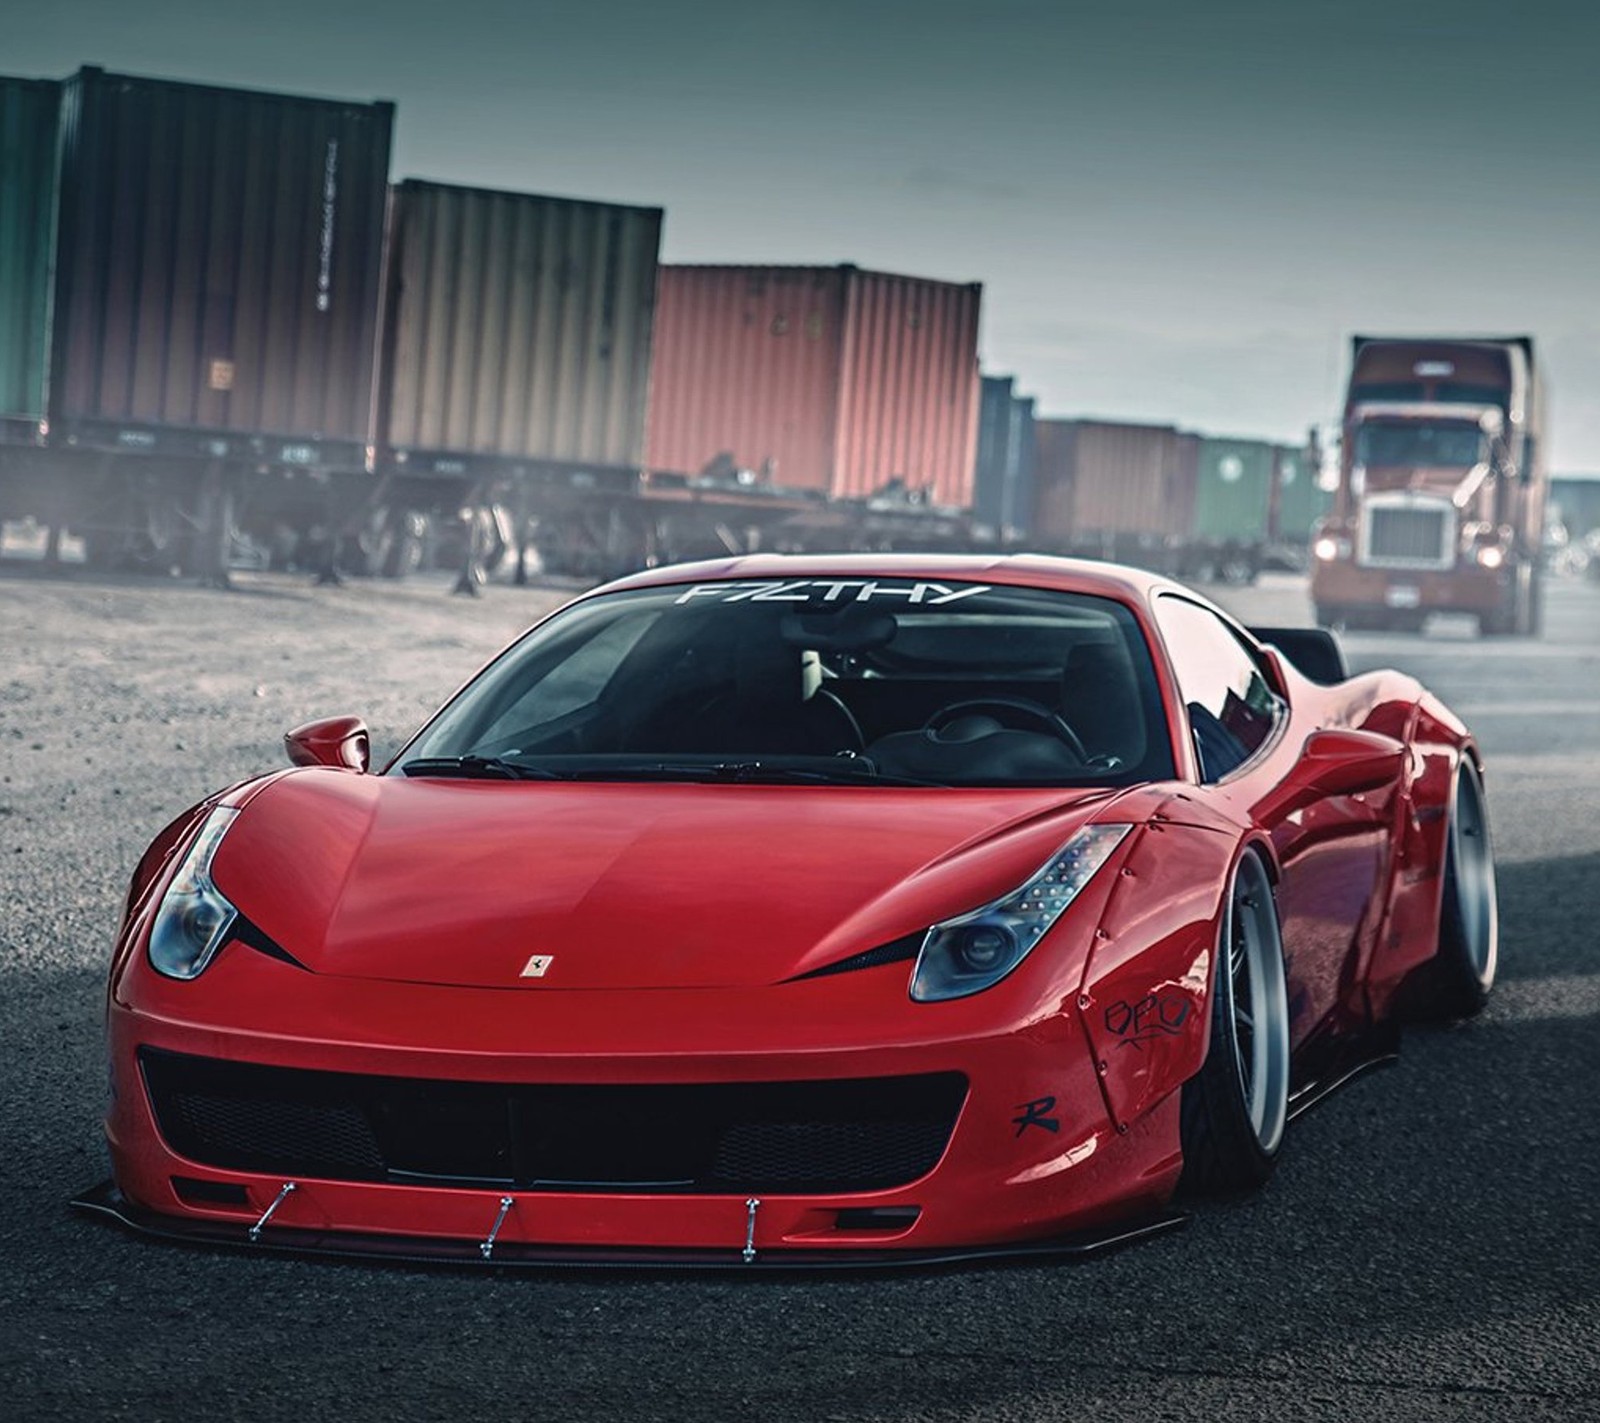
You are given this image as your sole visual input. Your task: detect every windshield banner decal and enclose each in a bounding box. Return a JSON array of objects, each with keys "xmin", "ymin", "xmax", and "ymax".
[{"xmin": 674, "ymin": 580, "xmax": 992, "ymax": 606}]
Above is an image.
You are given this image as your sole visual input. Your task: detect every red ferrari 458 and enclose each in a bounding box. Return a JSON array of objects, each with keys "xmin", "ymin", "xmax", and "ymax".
[{"xmin": 77, "ymin": 555, "xmax": 1497, "ymax": 1266}]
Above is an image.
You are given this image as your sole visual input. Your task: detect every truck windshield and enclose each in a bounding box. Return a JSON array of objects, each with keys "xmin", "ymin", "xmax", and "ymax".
[{"xmin": 1355, "ymin": 423, "xmax": 1486, "ymax": 468}]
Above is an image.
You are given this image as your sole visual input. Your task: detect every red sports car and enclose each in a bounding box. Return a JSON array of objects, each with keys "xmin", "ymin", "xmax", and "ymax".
[{"xmin": 77, "ymin": 555, "xmax": 1498, "ymax": 1267}]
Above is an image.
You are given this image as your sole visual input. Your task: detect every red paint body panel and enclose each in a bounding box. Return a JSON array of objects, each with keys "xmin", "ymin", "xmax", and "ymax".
[
  {"xmin": 98, "ymin": 554, "xmax": 1485, "ymax": 1260},
  {"xmin": 645, "ymin": 266, "xmax": 981, "ymax": 506}
]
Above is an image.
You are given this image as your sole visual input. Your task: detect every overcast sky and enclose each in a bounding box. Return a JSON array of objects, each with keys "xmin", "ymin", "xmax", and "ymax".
[{"xmin": 13, "ymin": 0, "xmax": 1600, "ymax": 468}]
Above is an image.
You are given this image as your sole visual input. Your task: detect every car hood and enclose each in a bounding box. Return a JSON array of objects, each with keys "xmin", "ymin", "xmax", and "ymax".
[{"xmin": 210, "ymin": 769, "xmax": 1124, "ymax": 990}]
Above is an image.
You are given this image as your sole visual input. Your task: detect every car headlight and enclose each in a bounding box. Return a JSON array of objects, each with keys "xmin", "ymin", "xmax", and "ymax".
[
  {"xmin": 910, "ymin": 824, "xmax": 1132, "ymax": 1002},
  {"xmin": 147, "ymin": 807, "xmax": 240, "ymax": 980}
]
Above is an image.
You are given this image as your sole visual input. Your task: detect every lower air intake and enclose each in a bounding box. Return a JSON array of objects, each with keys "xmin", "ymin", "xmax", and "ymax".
[{"xmin": 139, "ymin": 1049, "xmax": 966, "ymax": 1194}]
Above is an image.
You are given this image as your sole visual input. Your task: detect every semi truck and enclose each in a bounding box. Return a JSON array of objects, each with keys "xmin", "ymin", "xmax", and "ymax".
[{"xmin": 1311, "ymin": 336, "xmax": 1546, "ymax": 634}]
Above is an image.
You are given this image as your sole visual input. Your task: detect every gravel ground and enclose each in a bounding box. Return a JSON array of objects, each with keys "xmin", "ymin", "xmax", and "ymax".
[{"xmin": 1, "ymin": 563, "xmax": 1596, "ymax": 1422}]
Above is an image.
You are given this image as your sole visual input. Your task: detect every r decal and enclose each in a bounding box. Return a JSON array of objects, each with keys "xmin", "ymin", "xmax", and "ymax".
[{"xmin": 1012, "ymin": 1096, "xmax": 1060, "ymax": 1136}]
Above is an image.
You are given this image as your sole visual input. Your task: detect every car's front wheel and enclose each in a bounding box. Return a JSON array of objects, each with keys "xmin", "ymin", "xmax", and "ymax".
[{"xmin": 1180, "ymin": 850, "xmax": 1291, "ymax": 1195}]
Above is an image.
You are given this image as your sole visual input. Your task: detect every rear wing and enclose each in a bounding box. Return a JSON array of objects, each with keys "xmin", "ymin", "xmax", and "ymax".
[{"xmin": 1248, "ymin": 626, "xmax": 1348, "ymax": 685}]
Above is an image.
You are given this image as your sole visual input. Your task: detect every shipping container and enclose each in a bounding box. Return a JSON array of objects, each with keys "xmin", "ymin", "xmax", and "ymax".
[
  {"xmin": 0, "ymin": 75, "xmax": 58, "ymax": 444},
  {"xmin": 379, "ymin": 180, "xmax": 662, "ymax": 478},
  {"xmin": 49, "ymin": 67, "xmax": 393, "ymax": 468},
  {"xmin": 973, "ymin": 374, "xmax": 1035, "ymax": 535},
  {"xmin": 1193, "ymin": 437, "xmax": 1276, "ymax": 543},
  {"xmin": 1030, "ymin": 419, "xmax": 1197, "ymax": 547},
  {"xmin": 1272, "ymin": 443, "xmax": 1330, "ymax": 543},
  {"xmin": 646, "ymin": 264, "xmax": 981, "ymax": 507}
]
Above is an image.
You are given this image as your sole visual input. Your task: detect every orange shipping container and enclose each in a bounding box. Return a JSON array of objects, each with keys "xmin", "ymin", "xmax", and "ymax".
[{"xmin": 646, "ymin": 264, "xmax": 981, "ymax": 507}]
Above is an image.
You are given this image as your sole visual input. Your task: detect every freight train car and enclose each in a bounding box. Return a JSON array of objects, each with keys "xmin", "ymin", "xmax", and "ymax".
[
  {"xmin": 0, "ymin": 75, "xmax": 62, "ymax": 554},
  {"xmin": 373, "ymin": 179, "xmax": 663, "ymax": 581},
  {"xmin": 1029, "ymin": 418, "xmax": 1199, "ymax": 569},
  {"xmin": 0, "ymin": 67, "xmax": 396, "ymax": 578},
  {"xmin": 1026, "ymin": 420, "xmax": 1315, "ymax": 581},
  {"xmin": 1194, "ymin": 436, "xmax": 1324, "ymax": 578},
  {"xmin": 972, "ymin": 374, "xmax": 1035, "ymax": 538},
  {"xmin": 0, "ymin": 76, "xmax": 56, "ymax": 450},
  {"xmin": 1272, "ymin": 441, "xmax": 1332, "ymax": 546},
  {"xmin": 645, "ymin": 264, "xmax": 982, "ymax": 508}
]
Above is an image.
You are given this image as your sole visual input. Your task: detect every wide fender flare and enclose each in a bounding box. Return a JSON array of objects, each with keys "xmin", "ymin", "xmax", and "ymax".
[
  {"xmin": 1076, "ymin": 817, "xmax": 1252, "ymax": 1131},
  {"xmin": 1365, "ymin": 707, "xmax": 1480, "ymax": 1016}
]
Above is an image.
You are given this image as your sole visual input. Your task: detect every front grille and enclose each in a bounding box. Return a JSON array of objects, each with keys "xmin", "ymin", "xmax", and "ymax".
[
  {"xmin": 1360, "ymin": 501, "xmax": 1453, "ymax": 569},
  {"xmin": 140, "ymin": 1049, "xmax": 967, "ymax": 1194}
]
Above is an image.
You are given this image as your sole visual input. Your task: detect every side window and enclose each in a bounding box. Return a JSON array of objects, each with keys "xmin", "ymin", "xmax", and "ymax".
[{"xmin": 1153, "ymin": 596, "xmax": 1284, "ymax": 782}]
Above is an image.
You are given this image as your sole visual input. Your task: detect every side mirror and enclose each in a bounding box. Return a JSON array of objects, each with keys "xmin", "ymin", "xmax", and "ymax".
[
  {"xmin": 284, "ymin": 715, "xmax": 371, "ymax": 773},
  {"xmin": 1262, "ymin": 729, "xmax": 1405, "ymax": 819}
]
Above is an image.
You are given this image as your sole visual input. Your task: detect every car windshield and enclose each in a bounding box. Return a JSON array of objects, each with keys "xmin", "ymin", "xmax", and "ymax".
[
  {"xmin": 397, "ymin": 578, "xmax": 1175, "ymax": 787},
  {"xmin": 1355, "ymin": 422, "xmax": 1486, "ymax": 468}
]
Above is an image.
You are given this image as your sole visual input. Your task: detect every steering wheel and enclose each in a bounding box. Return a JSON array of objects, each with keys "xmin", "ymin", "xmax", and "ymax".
[{"xmin": 923, "ymin": 697, "xmax": 1088, "ymax": 762}]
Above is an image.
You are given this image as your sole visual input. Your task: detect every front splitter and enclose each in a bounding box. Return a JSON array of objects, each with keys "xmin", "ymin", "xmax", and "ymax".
[{"xmin": 70, "ymin": 1180, "xmax": 1187, "ymax": 1273}]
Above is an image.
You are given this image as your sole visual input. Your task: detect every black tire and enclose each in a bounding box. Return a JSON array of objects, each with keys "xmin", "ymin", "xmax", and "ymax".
[
  {"xmin": 1410, "ymin": 759, "xmax": 1498, "ymax": 1020},
  {"xmin": 1180, "ymin": 851, "xmax": 1291, "ymax": 1195}
]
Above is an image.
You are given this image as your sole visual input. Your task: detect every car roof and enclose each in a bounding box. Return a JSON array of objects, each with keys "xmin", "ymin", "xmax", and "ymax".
[{"xmin": 596, "ymin": 552, "xmax": 1180, "ymax": 606}]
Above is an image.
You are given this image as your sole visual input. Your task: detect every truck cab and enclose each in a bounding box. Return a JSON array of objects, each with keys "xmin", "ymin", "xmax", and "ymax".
[{"xmin": 1310, "ymin": 338, "xmax": 1545, "ymax": 635}]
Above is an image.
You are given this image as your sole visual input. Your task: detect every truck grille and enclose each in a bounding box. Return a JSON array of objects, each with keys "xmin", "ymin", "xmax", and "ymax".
[
  {"xmin": 1359, "ymin": 498, "xmax": 1455, "ymax": 570},
  {"xmin": 139, "ymin": 1049, "xmax": 966, "ymax": 1194}
]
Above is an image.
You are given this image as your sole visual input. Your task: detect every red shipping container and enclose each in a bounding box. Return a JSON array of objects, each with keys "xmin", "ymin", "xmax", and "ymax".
[
  {"xmin": 1031, "ymin": 419, "xmax": 1197, "ymax": 545},
  {"xmin": 646, "ymin": 264, "xmax": 981, "ymax": 507}
]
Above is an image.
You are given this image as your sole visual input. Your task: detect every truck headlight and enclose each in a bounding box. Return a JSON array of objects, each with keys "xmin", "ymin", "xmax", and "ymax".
[
  {"xmin": 1313, "ymin": 535, "xmax": 1349, "ymax": 562},
  {"xmin": 1475, "ymin": 545, "xmax": 1505, "ymax": 569},
  {"xmin": 147, "ymin": 807, "xmax": 240, "ymax": 980},
  {"xmin": 910, "ymin": 825, "xmax": 1132, "ymax": 1002}
]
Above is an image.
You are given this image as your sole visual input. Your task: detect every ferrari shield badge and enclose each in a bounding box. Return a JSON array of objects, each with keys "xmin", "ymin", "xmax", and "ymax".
[{"xmin": 520, "ymin": 954, "xmax": 554, "ymax": 979}]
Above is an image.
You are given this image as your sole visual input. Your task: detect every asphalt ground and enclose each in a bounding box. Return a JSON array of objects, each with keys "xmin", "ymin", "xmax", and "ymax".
[{"xmin": 1, "ymin": 564, "xmax": 1596, "ymax": 1421}]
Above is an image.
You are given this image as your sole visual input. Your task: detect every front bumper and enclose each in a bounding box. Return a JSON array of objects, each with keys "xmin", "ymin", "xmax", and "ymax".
[
  {"xmin": 98, "ymin": 945, "xmax": 1187, "ymax": 1261},
  {"xmin": 1310, "ymin": 559, "xmax": 1507, "ymax": 616}
]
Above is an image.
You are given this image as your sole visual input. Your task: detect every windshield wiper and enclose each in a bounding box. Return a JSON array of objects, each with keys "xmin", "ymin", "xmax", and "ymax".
[
  {"xmin": 563, "ymin": 760, "xmax": 945, "ymax": 787},
  {"xmin": 400, "ymin": 755, "xmax": 563, "ymax": 781}
]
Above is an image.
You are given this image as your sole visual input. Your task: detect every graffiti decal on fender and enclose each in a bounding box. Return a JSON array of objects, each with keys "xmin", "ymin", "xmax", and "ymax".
[{"xmin": 1104, "ymin": 992, "xmax": 1191, "ymax": 1050}]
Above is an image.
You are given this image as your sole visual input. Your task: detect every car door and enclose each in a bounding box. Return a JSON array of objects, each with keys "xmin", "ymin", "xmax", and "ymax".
[{"xmin": 1152, "ymin": 595, "xmax": 1391, "ymax": 1051}]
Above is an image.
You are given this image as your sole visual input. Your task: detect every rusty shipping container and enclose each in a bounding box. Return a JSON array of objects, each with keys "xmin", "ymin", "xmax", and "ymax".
[
  {"xmin": 1030, "ymin": 419, "xmax": 1197, "ymax": 547},
  {"xmin": 646, "ymin": 264, "xmax": 981, "ymax": 507},
  {"xmin": 379, "ymin": 181, "xmax": 662, "ymax": 477},
  {"xmin": 0, "ymin": 75, "xmax": 59, "ymax": 444},
  {"xmin": 49, "ymin": 67, "xmax": 393, "ymax": 468}
]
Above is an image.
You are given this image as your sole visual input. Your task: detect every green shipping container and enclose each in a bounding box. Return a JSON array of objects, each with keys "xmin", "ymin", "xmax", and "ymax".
[
  {"xmin": 0, "ymin": 75, "xmax": 58, "ymax": 440},
  {"xmin": 1273, "ymin": 445, "xmax": 1331, "ymax": 543},
  {"xmin": 1193, "ymin": 437, "xmax": 1275, "ymax": 542}
]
